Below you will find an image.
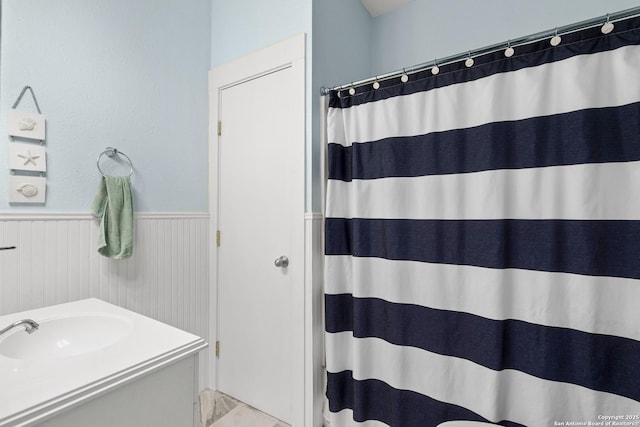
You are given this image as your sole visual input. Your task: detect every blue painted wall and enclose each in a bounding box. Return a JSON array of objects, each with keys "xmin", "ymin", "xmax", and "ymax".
[
  {"xmin": 311, "ymin": 0, "xmax": 372, "ymax": 212},
  {"xmin": 0, "ymin": 0, "xmax": 211, "ymax": 212},
  {"xmin": 211, "ymin": 0, "xmax": 311, "ymax": 69},
  {"xmin": 3, "ymin": 0, "xmax": 638, "ymax": 213},
  {"xmin": 371, "ymin": 0, "xmax": 640, "ymax": 75}
]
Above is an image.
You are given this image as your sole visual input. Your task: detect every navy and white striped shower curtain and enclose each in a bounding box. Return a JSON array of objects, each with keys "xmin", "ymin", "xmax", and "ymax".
[{"xmin": 325, "ymin": 16, "xmax": 640, "ymax": 427}]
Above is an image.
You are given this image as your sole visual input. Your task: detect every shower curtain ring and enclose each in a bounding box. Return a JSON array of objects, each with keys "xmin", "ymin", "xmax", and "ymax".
[
  {"xmin": 431, "ymin": 59, "xmax": 440, "ymax": 75},
  {"xmin": 550, "ymin": 27, "xmax": 562, "ymax": 46},
  {"xmin": 602, "ymin": 13, "xmax": 614, "ymax": 34},
  {"xmin": 465, "ymin": 51, "xmax": 475, "ymax": 67},
  {"xmin": 505, "ymin": 40, "xmax": 515, "ymax": 57},
  {"xmin": 373, "ymin": 77, "xmax": 380, "ymax": 90},
  {"xmin": 349, "ymin": 83, "xmax": 356, "ymax": 96},
  {"xmin": 401, "ymin": 68, "xmax": 409, "ymax": 83}
]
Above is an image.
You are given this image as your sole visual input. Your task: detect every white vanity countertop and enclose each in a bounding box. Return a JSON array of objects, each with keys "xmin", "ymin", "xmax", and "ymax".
[{"xmin": 0, "ymin": 298, "xmax": 207, "ymax": 426}]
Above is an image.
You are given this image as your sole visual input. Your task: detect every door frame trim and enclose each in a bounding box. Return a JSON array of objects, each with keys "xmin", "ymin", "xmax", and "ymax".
[{"xmin": 208, "ymin": 34, "xmax": 306, "ymax": 426}]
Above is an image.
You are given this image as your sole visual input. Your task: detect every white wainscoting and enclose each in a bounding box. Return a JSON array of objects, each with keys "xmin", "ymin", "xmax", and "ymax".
[{"xmin": 0, "ymin": 212, "xmax": 210, "ymax": 386}]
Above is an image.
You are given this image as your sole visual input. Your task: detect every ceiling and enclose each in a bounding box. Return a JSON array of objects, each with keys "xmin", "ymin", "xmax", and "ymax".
[{"xmin": 360, "ymin": 0, "xmax": 414, "ymax": 17}]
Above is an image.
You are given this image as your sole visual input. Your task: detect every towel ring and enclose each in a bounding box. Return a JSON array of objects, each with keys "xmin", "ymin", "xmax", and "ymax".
[{"xmin": 97, "ymin": 147, "xmax": 134, "ymax": 177}]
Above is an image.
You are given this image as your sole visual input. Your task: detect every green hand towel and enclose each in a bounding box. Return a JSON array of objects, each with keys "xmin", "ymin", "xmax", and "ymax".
[{"xmin": 91, "ymin": 176, "xmax": 133, "ymax": 259}]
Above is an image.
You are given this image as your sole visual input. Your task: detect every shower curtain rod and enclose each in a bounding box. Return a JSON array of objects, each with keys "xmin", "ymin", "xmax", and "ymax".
[{"xmin": 320, "ymin": 5, "xmax": 640, "ymax": 96}]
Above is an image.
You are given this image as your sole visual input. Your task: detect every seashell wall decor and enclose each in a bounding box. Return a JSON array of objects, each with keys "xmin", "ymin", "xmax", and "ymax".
[
  {"xmin": 9, "ymin": 176, "xmax": 46, "ymax": 204},
  {"xmin": 16, "ymin": 183, "xmax": 39, "ymax": 197},
  {"xmin": 7, "ymin": 86, "xmax": 48, "ymax": 205},
  {"xmin": 8, "ymin": 111, "xmax": 46, "ymax": 141},
  {"xmin": 7, "ymin": 138, "xmax": 48, "ymax": 204}
]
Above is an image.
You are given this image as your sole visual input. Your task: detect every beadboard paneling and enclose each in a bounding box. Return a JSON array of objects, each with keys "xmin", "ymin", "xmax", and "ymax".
[{"xmin": 0, "ymin": 213, "xmax": 210, "ymax": 385}]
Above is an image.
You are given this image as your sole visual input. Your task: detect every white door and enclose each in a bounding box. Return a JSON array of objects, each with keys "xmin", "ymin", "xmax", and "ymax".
[{"xmin": 210, "ymin": 35, "xmax": 305, "ymax": 425}]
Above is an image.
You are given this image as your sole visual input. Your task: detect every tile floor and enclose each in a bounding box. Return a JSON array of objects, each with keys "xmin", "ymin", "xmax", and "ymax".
[{"xmin": 199, "ymin": 389, "xmax": 289, "ymax": 427}]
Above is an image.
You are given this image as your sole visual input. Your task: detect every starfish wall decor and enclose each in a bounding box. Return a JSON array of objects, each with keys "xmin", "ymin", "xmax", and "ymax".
[
  {"xmin": 17, "ymin": 150, "xmax": 40, "ymax": 166},
  {"xmin": 8, "ymin": 142, "xmax": 47, "ymax": 172}
]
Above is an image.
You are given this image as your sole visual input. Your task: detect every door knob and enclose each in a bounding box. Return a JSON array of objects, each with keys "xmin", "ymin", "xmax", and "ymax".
[{"xmin": 274, "ymin": 256, "xmax": 289, "ymax": 268}]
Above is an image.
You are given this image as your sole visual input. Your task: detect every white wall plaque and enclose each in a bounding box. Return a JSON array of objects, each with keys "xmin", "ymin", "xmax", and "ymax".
[
  {"xmin": 9, "ymin": 175, "xmax": 46, "ymax": 204},
  {"xmin": 8, "ymin": 111, "xmax": 46, "ymax": 141},
  {"xmin": 8, "ymin": 142, "xmax": 47, "ymax": 172}
]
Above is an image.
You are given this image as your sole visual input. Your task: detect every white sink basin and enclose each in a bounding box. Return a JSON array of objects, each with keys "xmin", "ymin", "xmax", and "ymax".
[{"xmin": 0, "ymin": 314, "xmax": 133, "ymax": 360}]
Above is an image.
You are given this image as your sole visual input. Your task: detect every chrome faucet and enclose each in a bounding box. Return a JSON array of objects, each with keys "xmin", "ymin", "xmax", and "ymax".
[{"xmin": 0, "ymin": 319, "xmax": 39, "ymax": 337}]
